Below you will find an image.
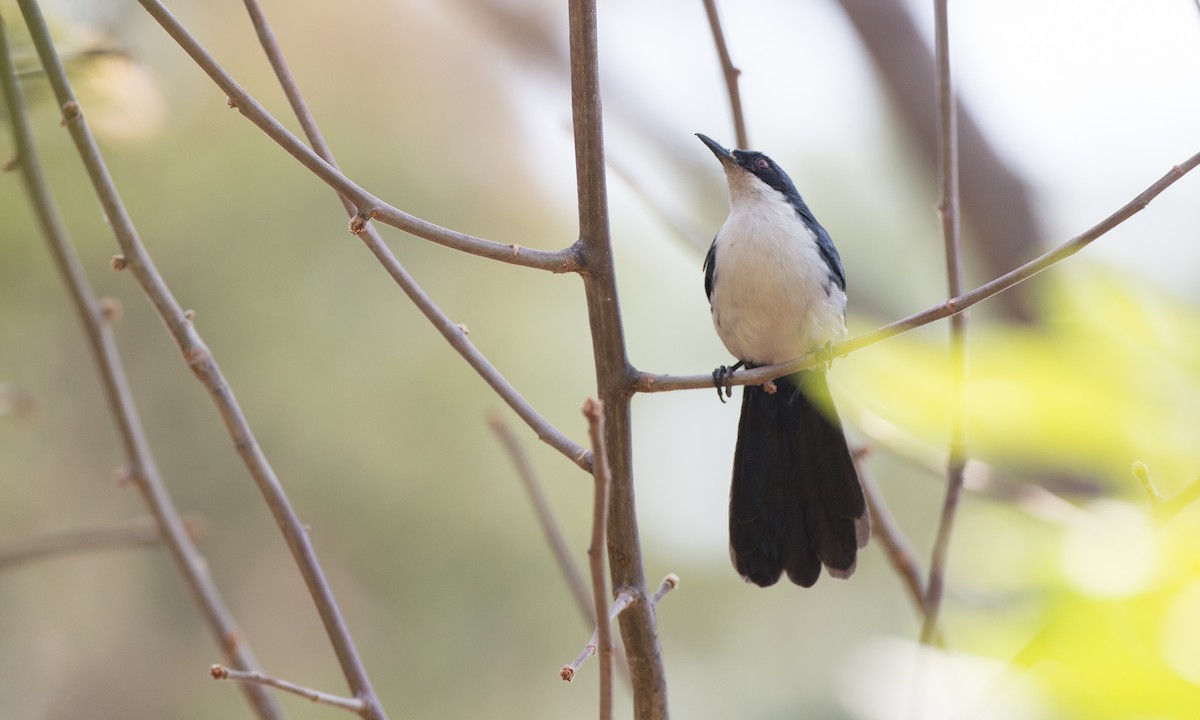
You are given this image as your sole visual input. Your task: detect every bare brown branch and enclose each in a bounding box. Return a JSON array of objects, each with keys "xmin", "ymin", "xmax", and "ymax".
[
  {"xmin": 568, "ymin": 0, "xmax": 670, "ymax": 716},
  {"xmin": 210, "ymin": 665, "xmax": 366, "ymax": 714},
  {"xmin": 488, "ymin": 414, "xmax": 594, "ymax": 623},
  {"xmin": 583, "ymin": 398, "xmax": 614, "ymax": 720},
  {"xmin": 856, "ymin": 459, "xmax": 926, "ymax": 615},
  {"xmin": 0, "ymin": 12, "xmax": 282, "ymax": 719},
  {"xmin": 701, "ymin": 0, "xmax": 748, "ymax": 149},
  {"xmin": 135, "ymin": 0, "xmax": 577, "ymax": 274},
  {"xmin": 921, "ymin": 0, "xmax": 967, "ymax": 647},
  {"xmin": 0, "ymin": 516, "xmax": 205, "ymax": 569},
  {"xmin": 14, "ymin": 2, "xmax": 384, "ymax": 715},
  {"xmin": 236, "ymin": 0, "xmax": 590, "ymax": 473},
  {"xmin": 560, "ymin": 575, "xmax": 677, "ymax": 683}
]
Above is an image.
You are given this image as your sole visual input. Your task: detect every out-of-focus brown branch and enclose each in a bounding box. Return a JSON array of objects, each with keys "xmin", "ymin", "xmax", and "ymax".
[
  {"xmin": 583, "ymin": 398, "xmax": 614, "ymax": 720},
  {"xmin": 855, "ymin": 455, "xmax": 926, "ymax": 615},
  {"xmin": 210, "ymin": 665, "xmax": 365, "ymax": 714},
  {"xmin": 488, "ymin": 414, "xmax": 594, "ymax": 624},
  {"xmin": 0, "ymin": 13, "xmax": 282, "ymax": 719},
  {"xmin": 0, "ymin": 516, "xmax": 205, "ymax": 569},
  {"xmin": 700, "ymin": 0, "xmax": 748, "ymax": 149},
  {"xmin": 133, "ymin": 0, "xmax": 576, "ymax": 274},
  {"xmin": 488, "ymin": 413, "xmax": 633, "ymax": 687},
  {"xmin": 836, "ymin": 0, "xmax": 1042, "ymax": 322},
  {"xmin": 921, "ymin": 0, "xmax": 967, "ymax": 647},
  {"xmin": 14, "ymin": 2, "xmax": 384, "ymax": 717},
  {"xmin": 235, "ymin": 0, "xmax": 590, "ymax": 474},
  {"xmin": 634, "ymin": 148, "xmax": 1200, "ymax": 394},
  {"xmin": 567, "ymin": 0, "xmax": 670, "ymax": 717}
]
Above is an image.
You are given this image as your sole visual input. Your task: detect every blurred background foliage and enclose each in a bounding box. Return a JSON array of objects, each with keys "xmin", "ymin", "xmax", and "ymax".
[{"xmin": 1, "ymin": 0, "xmax": 1198, "ymax": 718}]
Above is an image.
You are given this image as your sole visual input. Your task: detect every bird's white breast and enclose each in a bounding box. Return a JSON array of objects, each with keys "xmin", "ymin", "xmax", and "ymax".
[{"xmin": 709, "ymin": 181, "xmax": 846, "ymax": 366}]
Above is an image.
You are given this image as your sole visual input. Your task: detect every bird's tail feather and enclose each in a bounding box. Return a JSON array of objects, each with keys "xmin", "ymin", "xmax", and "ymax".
[{"xmin": 729, "ymin": 371, "xmax": 868, "ymax": 587}]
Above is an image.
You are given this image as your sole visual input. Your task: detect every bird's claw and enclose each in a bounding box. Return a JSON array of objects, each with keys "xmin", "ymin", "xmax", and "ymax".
[{"xmin": 711, "ymin": 362, "xmax": 742, "ymax": 403}]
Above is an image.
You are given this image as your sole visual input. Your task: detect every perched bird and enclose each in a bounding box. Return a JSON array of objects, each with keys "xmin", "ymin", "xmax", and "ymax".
[{"xmin": 698, "ymin": 133, "xmax": 869, "ymax": 588}]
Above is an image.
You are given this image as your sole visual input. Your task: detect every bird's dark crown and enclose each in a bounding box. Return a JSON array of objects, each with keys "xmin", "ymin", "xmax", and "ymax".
[{"xmin": 730, "ymin": 149, "xmax": 802, "ymax": 202}]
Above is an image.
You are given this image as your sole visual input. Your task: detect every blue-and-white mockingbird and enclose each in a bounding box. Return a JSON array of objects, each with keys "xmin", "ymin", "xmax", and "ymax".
[{"xmin": 698, "ymin": 133, "xmax": 869, "ymax": 588}]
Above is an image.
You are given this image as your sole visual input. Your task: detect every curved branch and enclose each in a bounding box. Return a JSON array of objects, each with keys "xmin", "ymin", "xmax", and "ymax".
[
  {"xmin": 0, "ymin": 13, "xmax": 283, "ymax": 720},
  {"xmin": 633, "ymin": 149, "xmax": 1200, "ymax": 393},
  {"xmin": 135, "ymin": 0, "xmax": 578, "ymax": 273},
  {"xmin": 14, "ymin": 2, "xmax": 385, "ymax": 716},
  {"xmin": 238, "ymin": 0, "xmax": 590, "ymax": 472}
]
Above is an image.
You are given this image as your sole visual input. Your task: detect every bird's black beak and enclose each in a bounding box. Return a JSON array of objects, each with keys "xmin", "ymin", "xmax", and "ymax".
[{"xmin": 697, "ymin": 133, "xmax": 735, "ymax": 167}]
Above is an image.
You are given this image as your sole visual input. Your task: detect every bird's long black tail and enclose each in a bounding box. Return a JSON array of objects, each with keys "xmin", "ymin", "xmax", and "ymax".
[{"xmin": 729, "ymin": 371, "xmax": 869, "ymax": 587}]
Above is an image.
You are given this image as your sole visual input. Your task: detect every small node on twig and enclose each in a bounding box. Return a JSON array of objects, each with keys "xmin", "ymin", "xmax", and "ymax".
[
  {"xmin": 559, "ymin": 666, "xmax": 575, "ymax": 682},
  {"xmin": 60, "ymin": 101, "xmax": 80, "ymax": 126},
  {"xmin": 508, "ymin": 243, "xmax": 523, "ymax": 257},
  {"xmin": 348, "ymin": 211, "xmax": 376, "ymax": 235},
  {"xmin": 582, "ymin": 396, "xmax": 603, "ymax": 420},
  {"xmin": 1133, "ymin": 461, "xmax": 1163, "ymax": 504},
  {"xmin": 225, "ymin": 97, "xmax": 236, "ymax": 109},
  {"xmin": 221, "ymin": 630, "xmax": 242, "ymax": 654},
  {"xmin": 110, "ymin": 254, "xmax": 127, "ymax": 271},
  {"xmin": 762, "ymin": 380, "xmax": 777, "ymax": 394},
  {"xmin": 184, "ymin": 308, "xmax": 196, "ymax": 322},
  {"xmin": 113, "ymin": 466, "xmax": 135, "ymax": 487},
  {"xmin": 183, "ymin": 346, "xmax": 210, "ymax": 370},
  {"xmin": 651, "ymin": 574, "xmax": 680, "ymax": 606},
  {"xmin": 456, "ymin": 323, "xmax": 470, "ymax": 335},
  {"xmin": 100, "ymin": 297, "xmax": 122, "ymax": 323},
  {"xmin": 210, "ymin": 664, "xmax": 229, "ymax": 680}
]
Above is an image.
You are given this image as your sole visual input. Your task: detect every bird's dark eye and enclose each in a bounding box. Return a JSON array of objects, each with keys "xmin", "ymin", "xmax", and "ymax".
[{"xmin": 755, "ymin": 158, "xmax": 769, "ymax": 170}]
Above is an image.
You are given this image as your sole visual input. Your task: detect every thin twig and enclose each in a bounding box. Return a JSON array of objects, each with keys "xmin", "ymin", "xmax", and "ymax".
[
  {"xmin": 1132, "ymin": 461, "xmax": 1163, "ymax": 503},
  {"xmin": 855, "ymin": 456, "xmax": 926, "ymax": 616},
  {"xmin": 560, "ymin": 575, "xmax": 678, "ymax": 683},
  {"xmin": 701, "ymin": 0, "xmax": 748, "ymax": 149},
  {"xmin": 921, "ymin": 0, "xmax": 966, "ymax": 647},
  {"xmin": 1159, "ymin": 478, "xmax": 1200, "ymax": 524},
  {"xmin": 14, "ymin": 3, "xmax": 384, "ymax": 717},
  {"xmin": 487, "ymin": 414, "xmax": 594, "ymax": 625},
  {"xmin": 0, "ymin": 516, "xmax": 204, "ymax": 568},
  {"xmin": 567, "ymin": 1, "xmax": 669, "ymax": 717},
  {"xmin": 583, "ymin": 398, "xmax": 614, "ymax": 720},
  {"xmin": 1134, "ymin": 463, "xmax": 1200, "ymax": 525},
  {"xmin": 210, "ymin": 665, "xmax": 366, "ymax": 713},
  {"xmin": 633, "ymin": 149, "xmax": 1200, "ymax": 394},
  {"xmin": 236, "ymin": 0, "xmax": 591, "ymax": 473},
  {"xmin": 0, "ymin": 14, "xmax": 283, "ymax": 719},
  {"xmin": 561, "ymin": 590, "xmax": 635, "ymax": 683},
  {"xmin": 487, "ymin": 413, "xmax": 632, "ymax": 685},
  {"xmin": 133, "ymin": 0, "xmax": 575, "ymax": 274},
  {"xmin": 649, "ymin": 573, "xmax": 680, "ymax": 605}
]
